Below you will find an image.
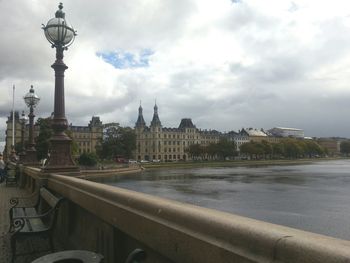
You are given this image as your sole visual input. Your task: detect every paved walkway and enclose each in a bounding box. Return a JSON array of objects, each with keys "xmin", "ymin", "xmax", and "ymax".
[{"xmin": 0, "ymin": 183, "xmax": 63, "ymax": 263}]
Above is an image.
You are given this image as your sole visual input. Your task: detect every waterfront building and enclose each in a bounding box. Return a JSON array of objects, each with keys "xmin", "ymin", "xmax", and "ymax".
[
  {"xmin": 268, "ymin": 127, "xmax": 304, "ymax": 138},
  {"xmin": 69, "ymin": 116, "xmax": 103, "ymax": 156},
  {"xmin": 4, "ymin": 111, "xmax": 23, "ymax": 159},
  {"xmin": 3, "ymin": 111, "xmax": 103, "ymax": 158},
  {"xmin": 316, "ymin": 138, "xmax": 341, "ymax": 156},
  {"xmin": 134, "ymin": 104, "xmax": 222, "ymax": 161},
  {"xmin": 226, "ymin": 128, "xmax": 281, "ymax": 152}
]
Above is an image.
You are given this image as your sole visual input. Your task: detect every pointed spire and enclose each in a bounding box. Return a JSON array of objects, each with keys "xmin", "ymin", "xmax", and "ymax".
[
  {"xmin": 151, "ymin": 101, "xmax": 161, "ymax": 127},
  {"xmin": 135, "ymin": 101, "xmax": 146, "ymax": 128}
]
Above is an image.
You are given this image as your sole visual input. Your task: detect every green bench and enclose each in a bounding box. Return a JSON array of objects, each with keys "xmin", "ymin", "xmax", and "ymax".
[{"xmin": 8, "ymin": 188, "xmax": 64, "ymax": 263}]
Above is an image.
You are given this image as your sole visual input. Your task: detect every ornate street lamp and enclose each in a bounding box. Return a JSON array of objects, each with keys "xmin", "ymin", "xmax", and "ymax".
[
  {"xmin": 18, "ymin": 111, "xmax": 28, "ymax": 163},
  {"xmin": 23, "ymin": 86, "xmax": 40, "ymax": 164},
  {"xmin": 42, "ymin": 3, "xmax": 79, "ymax": 173}
]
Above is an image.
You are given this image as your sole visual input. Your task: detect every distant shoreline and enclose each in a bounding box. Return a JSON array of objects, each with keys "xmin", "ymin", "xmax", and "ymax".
[{"xmin": 141, "ymin": 157, "xmax": 346, "ymax": 170}]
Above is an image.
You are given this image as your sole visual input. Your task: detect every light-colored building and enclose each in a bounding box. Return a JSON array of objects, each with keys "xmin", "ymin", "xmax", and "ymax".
[
  {"xmin": 4, "ymin": 111, "xmax": 24, "ymax": 158},
  {"xmin": 268, "ymin": 127, "xmax": 304, "ymax": 138},
  {"xmin": 227, "ymin": 128, "xmax": 281, "ymax": 152},
  {"xmin": 134, "ymin": 104, "xmax": 221, "ymax": 161},
  {"xmin": 69, "ymin": 116, "xmax": 103, "ymax": 156},
  {"xmin": 4, "ymin": 111, "xmax": 103, "ymax": 158}
]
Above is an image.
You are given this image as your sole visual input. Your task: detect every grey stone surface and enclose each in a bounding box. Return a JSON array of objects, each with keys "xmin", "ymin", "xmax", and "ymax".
[{"xmin": 0, "ymin": 183, "xmax": 63, "ymax": 263}]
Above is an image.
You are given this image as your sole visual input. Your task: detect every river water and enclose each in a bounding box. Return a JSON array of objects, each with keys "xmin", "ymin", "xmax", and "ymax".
[{"xmin": 94, "ymin": 159, "xmax": 350, "ymax": 240}]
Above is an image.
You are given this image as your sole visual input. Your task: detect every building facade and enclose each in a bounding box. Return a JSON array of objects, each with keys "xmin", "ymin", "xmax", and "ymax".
[
  {"xmin": 226, "ymin": 128, "xmax": 281, "ymax": 152},
  {"xmin": 134, "ymin": 104, "xmax": 221, "ymax": 161},
  {"xmin": 4, "ymin": 111, "xmax": 25, "ymax": 159},
  {"xmin": 3, "ymin": 112, "xmax": 103, "ymax": 158},
  {"xmin": 69, "ymin": 116, "xmax": 103, "ymax": 156}
]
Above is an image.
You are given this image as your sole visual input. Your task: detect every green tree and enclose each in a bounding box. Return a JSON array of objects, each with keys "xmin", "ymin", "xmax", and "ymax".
[
  {"xmin": 282, "ymin": 139, "xmax": 303, "ymax": 159},
  {"xmin": 35, "ymin": 117, "xmax": 79, "ymax": 160},
  {"xmin": 261, "ymin": 140, "xmax": 273, "ymax": 159},
  {"xmin": 35, "ymin": 118, "xmax": 52, "ymax": 160},
  {"xmin": 185, "ymin": 143, "xmax": 204, "ymax": 160},
  {"xmin": 78, "ymin": 152, "xmax": 99, "ymax": 166},
  {"xmin": 340, "ymin": 141, "xmax": 350, "ymax": 156},
  {"xmin": 272, "ymin": 143, "xmax": 284, "ymax": 158},
  {"xmin": 205, "ymin": 143, "xmax": 218, "ymax": 160},
  {"xmin": 240, "ymin": 142, "xmax": 256, "ymax": 159},
  {"xmin": 215, "ymin": 138, "xmax": 236, "ymax": 160},
  {"xmin": 97, "ymin": 125, "xmax": 136, "ymax": 160},
  {"xmin": 303, "ymin": 140, "xmax": 324, "ymax": 157}
]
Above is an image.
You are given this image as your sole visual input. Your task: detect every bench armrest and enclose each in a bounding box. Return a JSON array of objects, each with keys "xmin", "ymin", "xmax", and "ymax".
[
  {"xmin": 9, "ymin": 218, "xmax": 25, "ymax": 233},
  {"xmin": 9, "ymin": 191, "xmax": 39, "ymax": 208}
]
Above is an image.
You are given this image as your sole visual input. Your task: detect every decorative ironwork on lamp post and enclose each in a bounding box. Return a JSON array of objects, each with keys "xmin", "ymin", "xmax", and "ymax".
[
  {"xmin": 42, "ymin": 3, "xmax": 79, "ymax": 173},
  {"xmin": 23, "ymin": 86, "xmax": 40, "ymax": 164},
  {"xmin": 18, "ymin": 110, "xmax": 28, "ymax": 163}
]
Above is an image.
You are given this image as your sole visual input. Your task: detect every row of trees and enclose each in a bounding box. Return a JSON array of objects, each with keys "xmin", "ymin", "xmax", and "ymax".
[
  {"xmin": 240, "ymin": 139, "xmax": 326, "ymax": 159},
  {"xmin": 185, "ymin": 138, "xmax": 236, "ymax": 160}
]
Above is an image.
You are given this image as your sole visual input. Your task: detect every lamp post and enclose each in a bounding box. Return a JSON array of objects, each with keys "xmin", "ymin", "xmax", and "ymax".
[
  {"xmin": 23, "ymin": 86, "xmax": 40, "ymax": 164},
  {"xmin": 42, "ymin": 3, "xmax": 79, "ymax": 173},
  {"xmin": 18, "ymin": 110, "xmax": 28, "ymax": 163}
]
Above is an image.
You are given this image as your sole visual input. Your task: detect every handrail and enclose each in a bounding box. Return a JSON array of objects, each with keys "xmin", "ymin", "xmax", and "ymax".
[{"xmin": 23, "ymin": 167, "xmax": 350, "ymax": 263}]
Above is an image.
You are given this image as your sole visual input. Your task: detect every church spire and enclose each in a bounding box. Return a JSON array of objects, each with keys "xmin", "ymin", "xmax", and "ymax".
[
  {"xmin": 151, "ymin": 101, "xmax": 162, "ymax": 127},
  {"xmin": 135, "ymin": 102, "xmax": 146, "ymax": 128}
]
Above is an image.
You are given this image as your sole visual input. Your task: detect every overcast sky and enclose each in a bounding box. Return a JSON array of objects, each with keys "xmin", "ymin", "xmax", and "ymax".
[{"xmin": 1, "ymin": 0, "xmax": 350, "ymax": 138}]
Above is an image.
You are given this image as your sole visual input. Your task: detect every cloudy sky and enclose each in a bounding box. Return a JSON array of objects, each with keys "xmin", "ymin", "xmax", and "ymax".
[{"xmin": 1, "ymin": 0, "xmax": 350, "ymax": 138}]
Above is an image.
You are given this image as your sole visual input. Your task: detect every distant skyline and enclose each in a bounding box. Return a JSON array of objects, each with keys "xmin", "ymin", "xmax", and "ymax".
[{"xmin": 2, "ymin": 1, "xmax": 350, "ymax": 137}]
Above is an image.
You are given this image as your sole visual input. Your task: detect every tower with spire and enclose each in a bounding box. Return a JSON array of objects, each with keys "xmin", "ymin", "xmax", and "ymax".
[
  {"xmin": 134, "ymin": 101, "xmax": 222, "ymax": 162},
  {"xmin": 150, "ymin": 102, "xmax": 162, "ymax": 129},
  {"xmin": 135, "ymin": 102, "xmax": 146, "ymax": 130}
]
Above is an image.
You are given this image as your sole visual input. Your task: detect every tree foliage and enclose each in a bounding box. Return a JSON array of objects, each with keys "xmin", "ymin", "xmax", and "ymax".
[
  {"xmin": 35, "ymin": 117, "xmax": 78, "ymax": 160},
  {"xmin": 35, "ymin": 118, "xmax": 52, "ymax": 160},
  {"xmin": 185, "ymin": 138, "xmax": 237, "ymax": 160},
  {"xmin": 97, "ymin": 125, "xmax": 136, "ymax": 160},
  {"xmin": 240, "ymin": 139, "xmax": 325, "ymax": 159},
  {"xmin": 340, "ymin": 141, "xmax": 350, "ymax": 156},
  {"xmin": 78, "ymin": 152, "xmax": 99, "ymax": 166}
]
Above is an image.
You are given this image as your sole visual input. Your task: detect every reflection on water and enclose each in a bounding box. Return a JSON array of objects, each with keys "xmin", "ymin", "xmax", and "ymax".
[{"xmin": 93, "ymin": 160, "xmax": 350, "ymax": 240}]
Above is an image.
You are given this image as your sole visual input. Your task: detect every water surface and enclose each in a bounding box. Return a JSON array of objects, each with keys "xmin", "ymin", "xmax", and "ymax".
[{"xmin": 94, "ymin": 160, "xmax": 350, "ymax": 240}]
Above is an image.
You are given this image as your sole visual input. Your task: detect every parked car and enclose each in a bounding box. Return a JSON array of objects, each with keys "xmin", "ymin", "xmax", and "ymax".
[
  {"xmin": 152, "ymin": 159, "xmax": 160, "ymax": 163},
  {"xmin": 128, "ymin": 159, "xmax": 138, "ymax": 164},
  {"xmin": 140, "ymin": 160, "xmax": 150, "ymax": 163}
]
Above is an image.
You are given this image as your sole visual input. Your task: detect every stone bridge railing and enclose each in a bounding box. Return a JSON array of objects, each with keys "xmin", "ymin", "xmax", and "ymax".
[{"xmin": 20, "ymin": 166, "xmax": 350, "ymax": 263}]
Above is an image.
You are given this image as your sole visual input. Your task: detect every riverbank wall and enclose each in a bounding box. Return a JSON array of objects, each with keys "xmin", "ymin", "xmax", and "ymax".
[{"xmin": 142, "ymin": 157, "xmax": 345, "ymax": 170}]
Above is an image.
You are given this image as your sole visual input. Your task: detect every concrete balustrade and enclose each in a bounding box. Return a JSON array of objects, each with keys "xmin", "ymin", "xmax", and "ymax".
[{"xmin": 22, "ymin": 167, "xmax": 350, "ymax": 263}]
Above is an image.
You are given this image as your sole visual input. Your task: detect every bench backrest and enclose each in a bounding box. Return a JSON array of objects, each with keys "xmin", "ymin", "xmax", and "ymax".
[{"xmin": 40, "ymin": 188, "xmax": 61, "ymax": 208}]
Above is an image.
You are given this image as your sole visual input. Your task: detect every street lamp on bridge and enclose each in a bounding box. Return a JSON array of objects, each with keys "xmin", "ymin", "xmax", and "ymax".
[
  {"xmin": 23, "ymin": 85, "xmax": 40, "ymax": 165},
  {"xmin": 42, "ymin": 3, "xmax": 79, "ymax": 173},
  {"xmin": 18, "ymin": 110, "xmax": 28, "ymax": 163}
]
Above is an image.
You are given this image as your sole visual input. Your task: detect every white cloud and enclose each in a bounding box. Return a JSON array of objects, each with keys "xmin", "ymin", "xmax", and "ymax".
[{"xmin": 1, "ymin": 0, "xmax": 350, "ymax": 137}]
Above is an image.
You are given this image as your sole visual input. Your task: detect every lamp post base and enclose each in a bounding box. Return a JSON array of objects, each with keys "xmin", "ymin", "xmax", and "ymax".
[
  {"xmin": 22, "ymin": 149, "xmax": 39, "ymax": 166},
  {"xmin": 18, "ymin": 152, "xmax": 26, "ymax": 164},
  {"xmin": 41, "ymin": 136, "xmax": 80, "ymax": 175}
]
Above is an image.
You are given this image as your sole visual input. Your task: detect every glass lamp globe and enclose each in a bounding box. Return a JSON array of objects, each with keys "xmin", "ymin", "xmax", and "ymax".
[
  {"xmin": 43, "ymin": 3, "xmax": 76, "ymax": 48},
  {"xmin": 24, "ymin": 85, "xmax": 40, "ymax": 108}
]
